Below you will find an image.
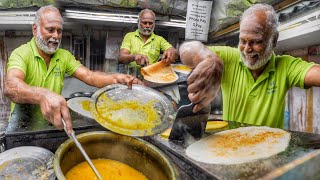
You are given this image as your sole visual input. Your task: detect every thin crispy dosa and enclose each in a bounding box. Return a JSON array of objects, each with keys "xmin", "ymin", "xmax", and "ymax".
[
  {"xmin": 186, "ymin": 126, "xmax": 290, "ymax": 165},
  {"xmin": 141, "ymin": 61, "xmax": 178, "ymax": 83}
]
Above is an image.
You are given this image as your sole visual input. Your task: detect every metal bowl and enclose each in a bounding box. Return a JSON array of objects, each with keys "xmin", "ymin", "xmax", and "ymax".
[
  {"xmin": 54, "ymin": 131, "xmax": 179, "ymax": 180},
  {"xmin": 90, "ymin": 84, "xmax": 176, "ymax": 136},
  {"xmin": 143, "ymin": 72, "xmax": 179, "ymax": 88}
]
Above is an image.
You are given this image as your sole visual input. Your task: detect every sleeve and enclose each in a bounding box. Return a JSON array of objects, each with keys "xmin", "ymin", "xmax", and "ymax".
[
  {"xmin": 285, "ymin": 55, "xmax": 315, "ymax": 88},
  {"xmin": 207, "ymin": 46, "xmax": 240, "ymax": 85},
  {"xmin": 160, "ymin": 36, "xmax": 173, "ymax": 52},
  {"xmin": 65, "ymin": 51, "xmax": 82, "ymax": 76},
  {"xmin": 207, "ymin": 46, "xmax": 239, "ymax": 64},
  {"xmin": 120, "ymin": 33, "xmax": 132, "ymax": 51},
  {"xmin": 7, "ymin": 49, "xmax": 27, "ymax": 75}
]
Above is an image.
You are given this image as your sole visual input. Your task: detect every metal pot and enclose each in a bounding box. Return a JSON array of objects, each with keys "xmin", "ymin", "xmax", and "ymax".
[{"xmin": 54, "ymin": 131, "xmax": 179, "ymax": 180}]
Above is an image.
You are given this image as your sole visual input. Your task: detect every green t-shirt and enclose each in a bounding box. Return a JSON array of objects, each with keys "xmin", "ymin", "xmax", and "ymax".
[
  {"xmin": 7, "ymin": 37, "xmax": 82, "ymax": 115},
  {"xmin": 120, "ymin": 29, "xmax": 173, "ymax": 68},
  {"xmin": 208, "ymin": 46, "xmax": 314, "ymax": 128}
]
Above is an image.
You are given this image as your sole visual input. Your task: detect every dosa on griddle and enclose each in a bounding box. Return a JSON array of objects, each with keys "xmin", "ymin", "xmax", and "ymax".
[
  {"xmin": 141, "ymin": 61, "xmax": 178, "ymax": 84},
  {"xmin": 186, "ymin": 126, "xmax": 290, "ymax": 165}
]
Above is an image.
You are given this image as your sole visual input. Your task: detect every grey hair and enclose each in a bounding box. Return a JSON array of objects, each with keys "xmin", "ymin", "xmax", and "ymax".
[
  {"xmin": 240, "ymin": 3, "xmax": 279, "ymax": 35},
  {"xmin": 34, "ymin": 5, "xmax": 63, "ymax": 26},
  {"xmin": 138, "ymin": 9, "xmax": 156, "ymax": 22}
]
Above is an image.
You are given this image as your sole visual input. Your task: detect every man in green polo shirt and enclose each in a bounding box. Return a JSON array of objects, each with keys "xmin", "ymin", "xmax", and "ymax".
[
  {"xmin": 179, "ymin": 4, "xmax": 320, "ymax": 128},
  {"xmin": 4, "ymin": 5, "xmax": 142, "ymax": 134},
  {"xmin": 118, "ymin": 8, "xmax": 177, "ymax": 76}
]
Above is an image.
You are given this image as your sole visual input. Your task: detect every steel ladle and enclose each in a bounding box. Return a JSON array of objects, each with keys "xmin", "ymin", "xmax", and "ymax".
[{"xmin": 62, "ymin": 119, "xmax": 103, "ymax": 180}]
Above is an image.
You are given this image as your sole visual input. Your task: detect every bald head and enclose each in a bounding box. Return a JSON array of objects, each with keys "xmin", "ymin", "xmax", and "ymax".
[
  {"xmin": 138, "ymin": 9, "xmax": 155, "ymax": 21},
  {"xmin": 34, "ymin": 5, "xmax": 63, "ymax": 27}
]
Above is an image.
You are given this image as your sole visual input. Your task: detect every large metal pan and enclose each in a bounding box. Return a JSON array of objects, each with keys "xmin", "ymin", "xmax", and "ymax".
[
  {"xmin": 54, "ymin": 131, "xmax": 179, "ymax": 180},
  {"xmin": 90, "ymin": 84, "xmax": 176, "ymax": 136}
]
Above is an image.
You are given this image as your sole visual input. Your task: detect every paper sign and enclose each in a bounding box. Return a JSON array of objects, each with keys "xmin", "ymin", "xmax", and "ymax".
[{"xmin": 185, "ymin": 0, "xmax": 212, "ymax": 42}]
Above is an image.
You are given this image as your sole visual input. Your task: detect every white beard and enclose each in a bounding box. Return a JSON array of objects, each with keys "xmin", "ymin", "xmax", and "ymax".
[
  {"xmin": 240, "ymin": 38, "xmax": 273, "ymax": 70},
  {"xmin": 35, "ymin": 28, "xmax": 61, "ymax": 55},
  {"xmin": 138, "ymin": 22, "xmax": 155, "ymax": 36}
]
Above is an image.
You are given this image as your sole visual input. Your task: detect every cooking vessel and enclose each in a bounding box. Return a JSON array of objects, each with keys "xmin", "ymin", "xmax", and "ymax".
[
  {"xmin": 54, "ymin": 131, "xmax": 179, "ymax": 180},
  {"xmin": 90, "ymin": 84, "xmax": 176, "ymax": 136}
]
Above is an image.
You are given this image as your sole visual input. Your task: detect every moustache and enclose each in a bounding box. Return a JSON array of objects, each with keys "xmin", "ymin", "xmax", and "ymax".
[
  {"xmin": 143, "ymin": 28, "xmax": 152, "ymax": 31},
  {"xmin": 48, "ymin": 38, "xmax": 60, "ymax": 44},
  {"xmin": 242, "ymin": 51, "xmax": 259, "ymax": 58}
]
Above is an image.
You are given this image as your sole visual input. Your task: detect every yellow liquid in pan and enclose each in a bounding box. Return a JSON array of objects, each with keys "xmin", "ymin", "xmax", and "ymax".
[
  {"xmin": 96, "ymin": 94, "xmax": 161, "ymax": 130},
  {"xmin": 81, "ymin": 100, "xmax": 91, "ymax": 111},
  {"xmin": 66, "ymin": 159, "xmax": 148, "ymax": 180}
]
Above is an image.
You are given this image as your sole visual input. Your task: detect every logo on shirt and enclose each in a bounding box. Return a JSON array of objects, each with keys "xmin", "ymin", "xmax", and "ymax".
[
  {"xmin": 54, "ymin": 67, "xmax": 61, "ymax": 76},
  {"xmin": 267, "ymin": 81, "xmax": 277, "ymax": 94}
]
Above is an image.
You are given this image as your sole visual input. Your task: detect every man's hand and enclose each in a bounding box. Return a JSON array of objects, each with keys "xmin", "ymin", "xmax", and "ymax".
[
  {"xmin": 162, "ymin": 47, "xmax": 177, "ymax": 65},
  {"xmin": 187, "ymin": 58, "xmax": 223, "ymax": 112},
  {"xmin": 112, "ymin": 73, "xmax": 144, "ymax": 88},
  {"xmin": 179, "ymin": 41, "xmax": 223, "ymax": 112},
  {"xmin": 4, "ymin": 69, "xmax": 74, "ymax": 134},
  {"xmin": 39, "ymin": 91, "xmax": 73, "ymax": 134},
  {"xmin": 134, "ymin": 54, "xmax": 149, "ymax": 66}
]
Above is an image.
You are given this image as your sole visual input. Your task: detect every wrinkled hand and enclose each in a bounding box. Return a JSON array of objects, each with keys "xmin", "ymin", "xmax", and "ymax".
[
  {"xmin": 162, "ymin": 48, "xmax": 177, "ymax": 65},
  {"xmin": 134, "ymin": 54, "xmax": 149, "ymax": 66},
  {"xmin": 187, "ymin": 58, "xmax": 223, "ymax": 112},
  {"xmin": 113, "ymin": 73, "xmax": 144, "ymax": 89},
  {"xmin": 39, "ymin": 90, "xmax": 73, "ymax": 134}
]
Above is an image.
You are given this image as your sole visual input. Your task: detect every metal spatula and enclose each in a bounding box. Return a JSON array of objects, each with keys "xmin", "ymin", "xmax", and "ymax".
[
  {"xmin": 62, "ymin": 119, "xmax": 103, "ymax": 180},
  {"xmin": 169, "ymin": 103, "xmax": 211, "ymax": 143}
]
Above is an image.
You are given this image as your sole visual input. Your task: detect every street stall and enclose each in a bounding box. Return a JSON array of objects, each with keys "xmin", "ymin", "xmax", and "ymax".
[{"xmin": 1, "ymin": 0, "xmax": 320, "ymax": 179}]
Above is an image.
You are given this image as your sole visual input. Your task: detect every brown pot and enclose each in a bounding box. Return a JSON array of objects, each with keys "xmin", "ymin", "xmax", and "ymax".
[{"xmin": 54, "ymin": 131, "xmax": 179, "ymax": 180}]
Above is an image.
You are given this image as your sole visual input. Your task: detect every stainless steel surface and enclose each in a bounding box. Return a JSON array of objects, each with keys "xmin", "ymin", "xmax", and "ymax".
[
  {"xmin": 62, "ymin": 119, "xmax": 102, "ymax": 180},
  {"xmin": 90, "ymin": 84, "xmax": 176, "ymax": 136},
  {"xmin": 54, "ymin": 131, "xmax": 179, "ymax": 180},
  {"xmin": 0, "ymin": 146, "xmax": 55, "ymax": 179}
]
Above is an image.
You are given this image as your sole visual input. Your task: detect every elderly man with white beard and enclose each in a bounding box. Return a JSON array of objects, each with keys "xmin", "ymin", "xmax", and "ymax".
[
  {"xmin": 179, "ymin": 3, "xmax": 320, "ymax": 128},
  {"xmin": 4, "ymin": 5, "xmax": 143, "ymax": 134},
  {"xmin": 118, "ymin": 9, "xmax": 177, "ymax": 76}
]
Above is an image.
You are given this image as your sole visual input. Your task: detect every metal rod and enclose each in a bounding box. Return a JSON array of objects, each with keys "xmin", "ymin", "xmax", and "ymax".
[{"xmin": 62, "ymin": 119, "xmax": 103, "ymax": 180}]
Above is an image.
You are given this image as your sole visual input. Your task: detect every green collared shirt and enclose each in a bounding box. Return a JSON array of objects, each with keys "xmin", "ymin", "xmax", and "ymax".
[
  {"xmin": 7, "ymin": 37, "xmax": 82, "ymax": 115},
  {"xmin": 208, "ymin": 46, "xmax": 315, "ymax": 128},
  {"xmin": 120, "ymin": 29, "xmax": 173, "ymax": 68}
]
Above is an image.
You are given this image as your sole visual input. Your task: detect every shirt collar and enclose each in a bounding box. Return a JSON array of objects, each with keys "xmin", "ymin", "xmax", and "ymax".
[{"xmin": 31, "ymin": 37, "xmax": 41, "ymax": 59}]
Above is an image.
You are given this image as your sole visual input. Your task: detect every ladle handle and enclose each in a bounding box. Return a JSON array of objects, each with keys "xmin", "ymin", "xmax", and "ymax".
[{"xmin": 62, "ymin": 119, "xmax": 103, "ymax": 180}]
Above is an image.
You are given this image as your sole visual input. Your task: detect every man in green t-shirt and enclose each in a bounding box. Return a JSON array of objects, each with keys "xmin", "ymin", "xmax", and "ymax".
[
  {"xmin": 118, "ymin": 9, "xmax": 177, "ymax": 75},
  {"xmin": 179, "ymin": 4, "xmax": 320, "ymax": 128},
  {"xmin": 4, "ymin": 5, "xmax": 142, "ymax": 134}
]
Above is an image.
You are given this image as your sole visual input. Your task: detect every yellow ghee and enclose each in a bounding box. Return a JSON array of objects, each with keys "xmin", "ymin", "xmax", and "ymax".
[
  {"xmin": 96, "ymin": 94, "xmax": 161, "ymax": 130},
  {"xmin": 66, "ymin": 159, "xmax": 148, "ymax": 180},
  {"xmin": 81, "ymin": 100, "xmax": 91, "ymax": 111}
]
